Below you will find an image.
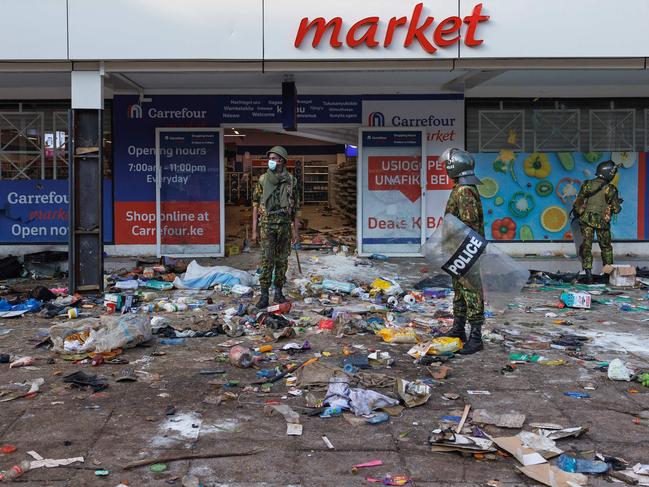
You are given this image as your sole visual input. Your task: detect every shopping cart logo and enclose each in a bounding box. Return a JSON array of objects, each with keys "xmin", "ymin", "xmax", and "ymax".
[
  {"xmin": 368, "ymin": 112, "xmax": 385, "ymax": 127},
  {"xmin": 127, "ymin": 104, "xmax": 143, "ymax": 119}
]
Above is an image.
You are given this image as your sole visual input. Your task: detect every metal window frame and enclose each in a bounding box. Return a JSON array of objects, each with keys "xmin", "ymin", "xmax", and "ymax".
[
  {"xmin": 532, "ymin": 109, "xmax": 581, "ymax": 152},
  {"xmin": 478, "ymin": 110, "xmax": 525, "ymax": 152},
  {"xmin": 588, "ymin": 109, "xmax": 635, "ymax": 152},
  {"xmin": 0, "ymin": 112, "xmax": 45, "ymax": 180}
]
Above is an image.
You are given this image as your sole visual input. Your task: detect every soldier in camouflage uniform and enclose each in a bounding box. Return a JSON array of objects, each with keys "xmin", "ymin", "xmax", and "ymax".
[
  {"xmin": 572, "ymin": 160, "xmax": 623, "ymax": 283},
  {"xmin": 252, "ymin": 146, "xmax": 301, "ymax": 308},
  {"xmin": 441, "ymin": 148, "xmax": 485, "ymax": 355}
]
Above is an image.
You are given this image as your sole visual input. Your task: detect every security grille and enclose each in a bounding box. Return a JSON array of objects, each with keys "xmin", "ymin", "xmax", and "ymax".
[
  {"xmin": 0, "ymin": 112, "xmax": 44, "ymax": 179},
  {"xmin": 478, "ymin": 110, "xmax": 524, "ymax": 152},
  {"xmin": 589, "ymin": 109, "xmax": 635, "ymax": 151},
  {"xmin": 532, "ymin": 110, "xmax": 580, "ymax": 151}
]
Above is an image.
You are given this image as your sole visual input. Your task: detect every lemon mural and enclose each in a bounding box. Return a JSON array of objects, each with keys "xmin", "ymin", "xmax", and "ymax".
[
  {"xmin": 477, "ymin": 177, "xmax": 498, "ymax": 198},
  {"xmin": 474, "ymin": 152, "xmax": 639, "ymax": 241}
]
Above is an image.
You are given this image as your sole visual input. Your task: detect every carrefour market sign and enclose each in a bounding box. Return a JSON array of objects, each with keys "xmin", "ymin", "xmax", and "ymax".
[{"xmin": 294, "ymin": 3, "xmax": 489, "ymax": 54}]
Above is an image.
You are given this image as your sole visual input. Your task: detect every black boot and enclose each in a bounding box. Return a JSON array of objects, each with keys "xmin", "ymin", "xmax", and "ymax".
[
  {"xmin": 459, "ymin": 321, "xmax": 484, "ymax": 355},
  {"xmin": 446, "ymin": 316, "xmax": 467, "ymax": 343},
  {"xmin": 274, "ymin": 287, "xmax": 287, "ymax": 304},
  {"xmin": 256, "ymin": 288, "xmax": 269, "ymax": 309},
  {"xmin": 584, "ymin": 269, "xmax": 593, "ymax": 284}
]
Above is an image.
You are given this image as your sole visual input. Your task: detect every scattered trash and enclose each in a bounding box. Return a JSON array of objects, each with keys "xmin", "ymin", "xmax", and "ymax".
[
  {"xmin": 563, "ymin": 391, "xmax": 590, "ymax": 399},
  {"xmin": 557, "ymin": 453, "xmax": 609, "ymax": 473},
  {"xmin": 229, "ymin": 346, "xmax": 253, "ymax": 368},
  {"xmin": 472, "ymin": 410, "xmax": 526, "ymax": 429},
  {"xmin": 351, "ymin": 460, "xmax": 383, "ymax": 474},
  {"xmin": 9, "ymin": 356, "xmax": 35, "ymax": 368},
  {"xmin": 560, "ymin": 291, "xmax": 591, "ymax": 309},
  {"xmin": 608, "ymin": 358, "xmax": 632, "ymax": 381}
]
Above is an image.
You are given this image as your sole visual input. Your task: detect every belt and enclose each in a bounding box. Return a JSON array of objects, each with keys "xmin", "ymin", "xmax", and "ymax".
[{"xmin": 267, "ymin": 209, "xmax": 289, "ymax": 217}]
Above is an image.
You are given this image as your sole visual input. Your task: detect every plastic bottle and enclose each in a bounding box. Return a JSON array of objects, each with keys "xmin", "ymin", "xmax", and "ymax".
[
  {"xmin": 322, "ymin": 279, "xmax": 355, "ymax": 294},
  {"xmin": 0, "ymin": 460, "xmax": 30, "ymax": 481},
  {"xmin": 266, "ymin": 302, "xmax": 292, "ymax": 314},
  {"xmin": 556, "ymin": 454, "xmax": 609, "ymax": 473},
  {"xmin": 366, "ymin": 412, "xmax": 390, "ymax": 425},
  {"xmin": 320, "ymin": 406, "xmax": 342, "ymax": 417},
  {"xmin": 368, "ymin": 254, "xmax": 389, "ymax": 261}
]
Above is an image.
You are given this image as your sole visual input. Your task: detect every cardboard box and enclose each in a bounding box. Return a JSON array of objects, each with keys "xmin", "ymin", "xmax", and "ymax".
[
  {"xmin": 603, "ymin": 264, "xmax": 636, "ymax": 287},
  {"xmin": 560, "ymin": 291, "xmax": 591, "ymax": 309}
]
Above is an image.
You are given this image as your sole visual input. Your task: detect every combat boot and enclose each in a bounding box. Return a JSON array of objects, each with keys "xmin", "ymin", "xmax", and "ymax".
[
  {"xmin": 256, "ymin": 288, "xmax": 270, "ymax": 309},
  {"xmin": 584, "ymin": 269, "xmax": 593, "ymax": 284},
  {"xmin": 446, "ymin": 316, "xmax": 467, "ymax": 343},
  {"xmin": 274, "ymin": 287, "xmax": 287, "ymax": 304},
  {"xmin": 459, "ymin": 321, "xmax": 484, "ymax": 355}
]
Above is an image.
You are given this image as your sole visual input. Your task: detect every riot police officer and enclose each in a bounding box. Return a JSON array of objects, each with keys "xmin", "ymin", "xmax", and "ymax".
[
  {"xmin": 442, "ymin": 148, "xmax": 486, "ymax": 355},
  {"xmin": 572, "ymin": 160, "xmax": 623, "ymax": 284}
]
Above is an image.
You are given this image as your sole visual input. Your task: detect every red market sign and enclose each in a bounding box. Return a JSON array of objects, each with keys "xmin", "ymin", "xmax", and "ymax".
[{"xmin": 294, "ymin": 3, "xmax": 489, "ymax": 54}]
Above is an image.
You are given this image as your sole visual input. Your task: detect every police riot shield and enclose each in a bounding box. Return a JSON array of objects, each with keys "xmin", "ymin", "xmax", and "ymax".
[
  {"xmin": 422, "ymin": 214, "xmax": 529, "ymax": 312},
  {"xmin": 570, "ymin": 217, "xmax": 583, "ymax": 262}
]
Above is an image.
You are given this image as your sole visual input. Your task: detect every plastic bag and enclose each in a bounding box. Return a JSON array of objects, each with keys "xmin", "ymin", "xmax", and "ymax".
[
  {"xmin": 422, "ymin": 214, "xmax": 529, "ymax": 313},
  {"xmin": 607, "ymin": 358, "xmax": 632, "ymax": 381},
  {"xmin": 407, "ymin": 337, "xmax": 462, "ymax": 358},
  {"xmin": 370, "ymin": 278, "xmax": 403, "ymax": 296},
  {"xmin": 173, "ymin": 260, "xmax": 258, "ymax": 289},
  {"xmin": 50, "ymin": 315, "xmax": 152, "ymax": 353},
  {"xmin": 376, "ymin": 328, "xmax": 419, "ymax": 344}
]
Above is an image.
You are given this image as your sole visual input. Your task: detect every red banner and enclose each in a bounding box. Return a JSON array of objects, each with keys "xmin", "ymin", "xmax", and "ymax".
[
  {"xmin": 368, "ymin": 155, "xmax": 422, "ymax": 203},
  {"xmin": 115, "ymin": 201, "xmax": 220, "ymax": 245},
  {"xmin": 426, "ymin": 156, "xmax": 454, "ymax": 190}
]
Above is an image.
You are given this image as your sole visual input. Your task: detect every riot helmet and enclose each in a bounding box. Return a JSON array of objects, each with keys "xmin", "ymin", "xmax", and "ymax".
[
  {"xmin": 441, "ymin": 148, "xmax": 482, "ymax": 185},
  {"xmin": 595, "ymin": 160, "xmax": 618, "ymax": 182}
]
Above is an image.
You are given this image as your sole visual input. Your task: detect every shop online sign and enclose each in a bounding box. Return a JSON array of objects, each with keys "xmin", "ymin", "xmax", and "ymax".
[{"xmin": 294, "ymin": 3, "xmax": 489, "ymax": 54}]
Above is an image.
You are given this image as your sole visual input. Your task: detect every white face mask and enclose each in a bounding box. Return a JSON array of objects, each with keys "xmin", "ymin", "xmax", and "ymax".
[{"xmin": 268, "ymin": 159, "xmax": 278, "ymax": 171}]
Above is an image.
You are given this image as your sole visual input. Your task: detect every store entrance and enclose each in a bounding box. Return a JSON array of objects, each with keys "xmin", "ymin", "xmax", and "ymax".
[{"xmin": 222, "ymin": 128, "xmax": 357, "ymax": 254}]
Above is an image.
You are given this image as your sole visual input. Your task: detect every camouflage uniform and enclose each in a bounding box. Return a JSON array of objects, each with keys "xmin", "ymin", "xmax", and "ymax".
[
  {"xmin": 252, "ymin": 170, "xmax": 300, "ymax": 289},
  {"xmin": 573, "ymin": 178, "xmax": 622, "ymax": 270},
  {"xmin": 445, "ymin": 185, "xmax": 485, "ymax": 322}
]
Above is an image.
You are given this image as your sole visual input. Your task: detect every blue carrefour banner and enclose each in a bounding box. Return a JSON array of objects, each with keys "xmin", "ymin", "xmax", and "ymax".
[{"xmin": 0, "ymin": 180, "xmax": 113, "ymax": 244}]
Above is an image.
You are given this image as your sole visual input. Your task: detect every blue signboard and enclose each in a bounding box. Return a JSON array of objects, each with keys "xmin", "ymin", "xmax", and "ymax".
[
  {"xmin": 297, "ymin": 95, "xmax": 362, "ymax": 124},
  {"xmin": 113, "ymin": 95, "xmax": 221, "ymax": 203},
  {"xmin": 0, "ymin": 179, "xmax": 113, "ymax": 244},
  {"xmin": 217, "ymin": 95, "xmax": 282, "ymax": 124}
]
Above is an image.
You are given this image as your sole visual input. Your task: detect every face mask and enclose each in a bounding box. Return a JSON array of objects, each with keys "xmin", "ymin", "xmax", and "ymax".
[{"xmin": 268, "ymin": 159, "xmax": 277, "ymax": 171}]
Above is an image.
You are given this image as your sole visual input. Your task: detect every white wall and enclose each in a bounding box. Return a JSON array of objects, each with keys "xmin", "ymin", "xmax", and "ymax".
[
  {"xmin": 0, "ymin": 0, "xmax": 68, "ymax": 60},
  {"xmin": 67, "ymin": 0, "xmax": 263, "ymax": 60},
  {"xmin": 462, "ymin": 0, "xmax": 649, "ymax": 59}
]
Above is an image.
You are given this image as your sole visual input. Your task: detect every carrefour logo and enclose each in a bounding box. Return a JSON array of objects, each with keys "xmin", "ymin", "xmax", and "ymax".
[
  {"xmin": 128, "ymin": 104, "xmax": 143, "ymax": 119},
  {"xmin": 126, "ymin": 104, "xmax": 207, "ymax": 121},
  {"xmin": 368, "ymin": 112, "xmax": 385, "ymax": 127}
]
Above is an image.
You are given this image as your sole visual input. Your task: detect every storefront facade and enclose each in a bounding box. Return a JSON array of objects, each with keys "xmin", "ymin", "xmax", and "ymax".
[{"xmin": 1, "ymin": 0, "xmax": 649, "ymax": 257}]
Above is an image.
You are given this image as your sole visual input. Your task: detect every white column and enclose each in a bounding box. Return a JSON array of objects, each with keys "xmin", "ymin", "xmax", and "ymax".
[{"xmin": 71, "ymin": 71, "xmax": 104, "ymax": 109}]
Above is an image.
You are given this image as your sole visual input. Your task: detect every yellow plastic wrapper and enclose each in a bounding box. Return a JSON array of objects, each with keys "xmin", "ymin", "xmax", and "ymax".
[
  {"xmin": 376, "ymin": 328, "xmax": 419, "ymax": 344},
  {"xmin": 407, "ymin": 337, "xmax": 463, "ymax": 358},
  {"xmin": 371, "ymin": 278, "xmax": 393, "ymax": 290}
]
